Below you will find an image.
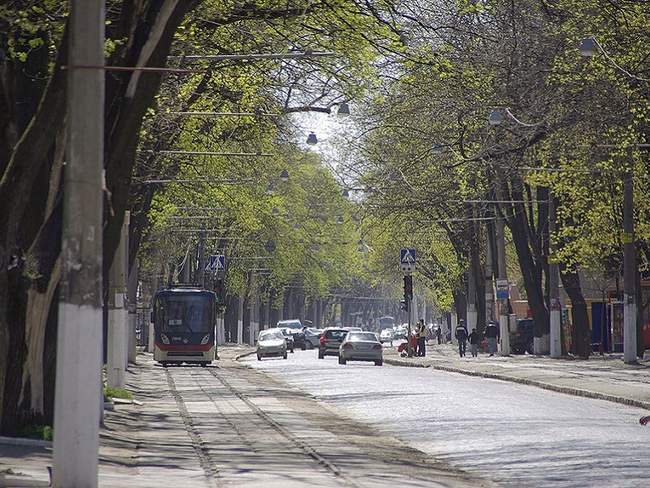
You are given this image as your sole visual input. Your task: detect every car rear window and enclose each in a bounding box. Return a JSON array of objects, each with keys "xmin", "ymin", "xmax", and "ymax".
[
  {"xmin": 325, "ymin": 329, "xmax": 348, "ymax": 340},
  {"xmin": 349, "ymin": 332, "xmax": 377, "ymax": 341}
]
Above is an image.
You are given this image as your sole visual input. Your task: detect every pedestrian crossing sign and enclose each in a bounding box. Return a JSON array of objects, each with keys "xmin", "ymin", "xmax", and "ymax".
[{"xmin": 400, "ymin": 248, "xmax": 416, "ymax": 272}]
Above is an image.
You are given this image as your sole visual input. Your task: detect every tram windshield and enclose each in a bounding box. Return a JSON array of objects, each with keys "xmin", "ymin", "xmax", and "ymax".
[{"xmin": 157, "ymin": 295, "xmax": 213, "ymax": 334}]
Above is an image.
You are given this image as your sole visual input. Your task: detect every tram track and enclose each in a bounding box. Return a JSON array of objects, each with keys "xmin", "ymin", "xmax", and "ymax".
[
  {"xmin": 204, "ymin": 365, "xmax": 362, "ymax": 488},
  {"xmin": 165, "ymin": 363, "xmax": 362, "ymax": 488},
  {"xmin": 164, "ymin": 368, "xmax": 220, "ymax": 487}
]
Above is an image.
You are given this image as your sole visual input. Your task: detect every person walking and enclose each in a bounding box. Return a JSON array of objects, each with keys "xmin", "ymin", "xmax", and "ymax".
[
  {"xmin": 468, "ymin": 328, "xmax": 481, "ymax": 357},
  {"xmin": 435, "ymin": 325, "xmax": 442, "ymax": 345},
  {"xmin": 485, "ymin": 321, "xmax": 499, "ymax": 356},
  {"xmin": 416, "ymin": 319, "xmax": 427, "ymax": 357},
  {"xmin": 455, "ymin": 319, "xmax": 468, "ymax": 357}
]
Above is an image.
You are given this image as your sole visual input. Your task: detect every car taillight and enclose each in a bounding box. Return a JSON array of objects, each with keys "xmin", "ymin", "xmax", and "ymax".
[
  {"xmin": 319, "ymin": 335, "xmax": 326, "ymax": 345},
  {"xmin": 343, "ymin": 343, "xmax": 353, "ymax": 350}
]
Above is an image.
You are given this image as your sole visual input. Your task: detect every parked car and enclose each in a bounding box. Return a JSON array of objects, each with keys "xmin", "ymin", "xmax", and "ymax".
[
  {"xmin": 510, "ymin": 319, "xmax": 535, "ymax": 354},
  {"xmin": 303, "ymin": 328, "xmax": 322, "ymax": 349},
  {"xmin": 318, "ymin": 328, "xmax": 349, "ymax": 358},
  {"xmin": 393, "ymin": 328, "xmax": 407, "ymax": 342},
  {"xmin": 339, "ymin": 331, "xmax": 383, "ymax": 366},
  {"xmin": 277, "ymin": 328, "xmax": 295, "ymax": 352},
  {"xmin": 257, "ymin": 329, "xmax": 287, "ymax": 360},
  {"xmin": 278, "ymin": 320, "xmax": 306, "ymax": 350},
  {"xmin": 379, "ymin": 329, "xmax": 394, "ymax": 344}
]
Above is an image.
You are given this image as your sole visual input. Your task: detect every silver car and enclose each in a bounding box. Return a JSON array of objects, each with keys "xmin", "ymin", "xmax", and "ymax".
[
  {"xmin": 338, "ymin": 332, "xmax": 383, "ymax": 366},
  {"xmin": 257, "ymin": 329, "xmax": 287, "ymax": 360}
]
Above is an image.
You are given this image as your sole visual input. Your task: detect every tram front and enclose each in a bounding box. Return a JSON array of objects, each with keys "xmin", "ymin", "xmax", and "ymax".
[{"xmin": 153, "ymin": 287, "xmax": 217, "ymax": 366}]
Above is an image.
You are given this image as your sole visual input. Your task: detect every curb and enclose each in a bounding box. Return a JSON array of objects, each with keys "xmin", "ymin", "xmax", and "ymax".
[
  {"xmin": 234, "ymin": 350, "xmax": 257, "ymax": 361},
  {"xmin": 0, "ymin": 435, "xmax": 52, "ymax": 448},
  {"xmin": 384, "ymin": 358, "xmax": 650, "ymax": 411}
]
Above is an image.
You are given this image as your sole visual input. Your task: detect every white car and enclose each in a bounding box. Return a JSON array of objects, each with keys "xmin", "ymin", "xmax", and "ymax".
[
  {"xmin": 379, "ymin": 329, "xmax": 394, "ymax": 344},
  {"xmin": 257, "ymin": 329, "xmax": 287, "ymax": 360}
]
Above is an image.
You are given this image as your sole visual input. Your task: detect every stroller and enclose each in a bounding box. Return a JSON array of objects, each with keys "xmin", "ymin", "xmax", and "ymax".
[{"xmin": 397, "ymin": 334, "xmax": 418, "ymax": 357}]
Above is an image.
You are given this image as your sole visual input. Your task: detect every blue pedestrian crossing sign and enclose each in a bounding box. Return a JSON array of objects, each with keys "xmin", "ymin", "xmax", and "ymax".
[
  {"xmin": 206, "ymin": 254, "xmax": 225, "ymax": 272},
  {"xmin": 400, "ymin": 248, "xmax": 416, "ymax": 272}
]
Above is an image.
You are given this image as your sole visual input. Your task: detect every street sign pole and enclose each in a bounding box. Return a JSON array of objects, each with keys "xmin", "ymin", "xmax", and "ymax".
[{"xmin": 400, "ymin": 249, "xmax": 417, "ymax": 357}]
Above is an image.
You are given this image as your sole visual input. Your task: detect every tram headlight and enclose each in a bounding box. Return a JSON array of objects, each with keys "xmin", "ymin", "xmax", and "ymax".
[
  {"xmin": 200, "ymin": 334, "xmax": 210, "ymax": 345},
  {"xmin": 161, "ymin": 333, "xmax": 170, "ymax": 345}
]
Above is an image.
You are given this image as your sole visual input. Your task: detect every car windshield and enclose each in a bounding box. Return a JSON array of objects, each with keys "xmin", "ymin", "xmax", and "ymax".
[
  {"xmin": 259, "ymin": 330, "xmax": 284, "ymax": 341},
  {"xmin": 278, "ymin": 320, "xmax": 302, "ymax": 328},
  {"xmin": 158, "ymin": 295, "xmax": 212, "ymax": 333},
  {"xmin": 325, "ymin": 329, "xmax": 348, "ymax": 341},
  {"xmin": 348, "ymin": 332, "xmax": 377, "ymax": 342}
]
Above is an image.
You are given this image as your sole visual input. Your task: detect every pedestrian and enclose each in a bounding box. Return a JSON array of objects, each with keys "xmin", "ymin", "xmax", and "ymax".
[
  {"xmin": 435, "ymin": 325, "xmax": 442, "ymax": 345},
  {"xmin": 485, "ymin": 321, "xmax": 499, "ymax": 356},
  {"xmin": 468, "ymin": 328, "xmax": 480, "ymax": 357},
  {"xmin": 416, "ymin": 319, "xmax": 427, "ymax": 357},
  {"xmin": 455, "ymin": 319, "xmax": 468, "ymax": 357}
]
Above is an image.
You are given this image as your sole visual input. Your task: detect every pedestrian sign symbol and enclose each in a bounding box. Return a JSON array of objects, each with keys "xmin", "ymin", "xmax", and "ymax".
[
  {"xmin": 206, "ymin": 255, "xmax": 225, "ymax": 272},
  {"xmin": 400, "ymin": 248, "xmax": 416, "ymax": 272}
]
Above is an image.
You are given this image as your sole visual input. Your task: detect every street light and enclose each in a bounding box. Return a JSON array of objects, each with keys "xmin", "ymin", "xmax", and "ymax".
[
  {"xmin": 337, "ymin": 102, "xmax": 351, "ymax": 116},
  {"xmin": 488, "ymin": 107, "xmax": 544, "ymax": 128},
  {"xmin": 488, "ymin": 109, "xmax": 505, "ymax": 126},
  {"xmin": 579, "ymin": 37, "xmax": 598, "ymax": 57},
  {"xmin": 306, "ymin": 132, "xmax": 318, "ymax": 145}
]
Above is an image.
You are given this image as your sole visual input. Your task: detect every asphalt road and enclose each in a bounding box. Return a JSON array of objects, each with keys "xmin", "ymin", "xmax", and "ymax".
[{"xmin": 245, "ymin": 349, "xmax": 650, "ymax": 488}]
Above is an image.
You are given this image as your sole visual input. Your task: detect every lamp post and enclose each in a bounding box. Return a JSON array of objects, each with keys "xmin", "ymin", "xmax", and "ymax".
[{"xmin": 579, "ymin": 38, "xmax": 641, "ymax": 363}]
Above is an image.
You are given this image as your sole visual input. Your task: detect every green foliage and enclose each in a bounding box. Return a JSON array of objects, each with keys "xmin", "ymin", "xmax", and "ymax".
[
  {"xmin": 104, "ymin": 387, "xmax": 133, "ymax": 401},
  {"xmin": 18, "ymin": 424, "xmax": 53, "ymax": 441}
]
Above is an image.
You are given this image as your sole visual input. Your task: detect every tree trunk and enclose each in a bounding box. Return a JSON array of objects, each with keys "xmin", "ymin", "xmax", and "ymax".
[{"xmin": 559, "ymin": 266, "xmax": 590, "ymax": 358}]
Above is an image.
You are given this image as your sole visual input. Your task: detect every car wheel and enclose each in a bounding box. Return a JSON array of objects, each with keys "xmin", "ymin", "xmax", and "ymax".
[
  {"xmin": 375, "ymin": 360, "xmax": 383, "ymax": 366},
  {"xmin": 338, "ymin": 356, "xmax": 346, "ymax": 365}
]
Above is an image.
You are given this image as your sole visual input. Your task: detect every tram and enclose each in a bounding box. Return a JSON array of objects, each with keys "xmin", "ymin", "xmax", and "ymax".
[
  {"xmin": 152, "ymin": 286, "xmax": 217, "ymax": 366},
  {"xmin": 378, "ymin": 315, "xmax": 396, "ymax": 332}
]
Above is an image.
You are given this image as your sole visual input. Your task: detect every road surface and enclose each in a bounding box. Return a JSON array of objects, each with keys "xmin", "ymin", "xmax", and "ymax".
[{"xmin": 246, "ymin": 350, "xmax": 649, "ymax": 487}]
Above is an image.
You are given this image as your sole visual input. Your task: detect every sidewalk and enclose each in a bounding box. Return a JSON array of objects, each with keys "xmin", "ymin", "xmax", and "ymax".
[
  {"xmin": 384, "ymin": 342, "xmax": 650, "ymax": 410},
  {"xmin": 1, "ymin": 344, "xmax": 492, "ymax": 487}
]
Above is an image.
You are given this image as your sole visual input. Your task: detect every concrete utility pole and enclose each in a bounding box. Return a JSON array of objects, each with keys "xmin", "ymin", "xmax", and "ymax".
[
  {"xmin": 623, "ymin": 169, "xmax": 637, "ymax": 363},
  {"xmin": 549, "ymin": 195, "xmax": 562, "ymax": 358},
  {"xmin": 485, "ymin": 222, "xmax": 495, "ymax": 324},
  {"xmin": 466, "ymin": 205, "xmax": 478, "ymax": 332},
  {"xmin": 53, "ymin": 1, "xmax": 104, "ymax": 486},
  {"xmin": 125, "ymin": 215, "xmax": 136, "ymax": 364},
  {"xmin": 496, "ymin": 218, "xmax": 510, "ymax": 355},
  {"xmin": 107, "ymin": 214, "xmax": 128, "ymax": 388},
  {"xmin": 197, "ymin": 229, "xmax": 206, "ymax": 287},
  {"xmin": 237, "ymin": 292, "xmax": 244, "ymax": 344},
  {"xmin": 182, "ymin": 248, "xmax": 191, "ymax": 283}
]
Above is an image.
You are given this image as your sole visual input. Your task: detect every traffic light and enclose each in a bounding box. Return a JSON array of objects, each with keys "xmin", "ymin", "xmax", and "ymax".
[
  {"xmin": 403, "ymin": 274, "xmax": 413, "ymax": 300},
  {"xmin": 400, "ymin": 299, "xmax": 409, "ymax": 312}
]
